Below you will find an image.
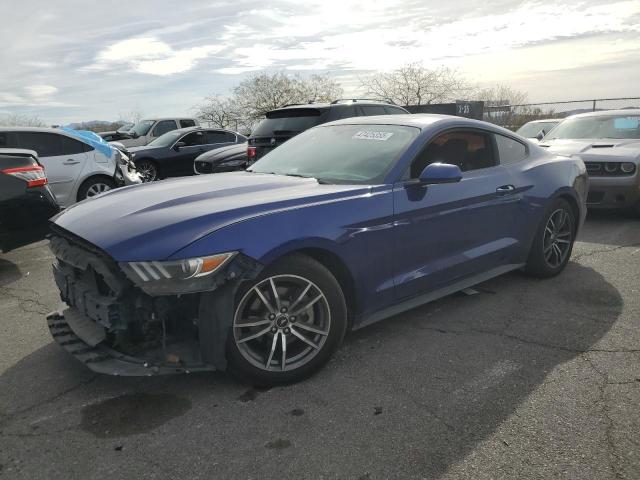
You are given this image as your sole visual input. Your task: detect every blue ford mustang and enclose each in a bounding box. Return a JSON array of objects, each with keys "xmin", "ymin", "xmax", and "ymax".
[{"xmin": 47, "ymin": 114, "xmax": 588, "ymax": 385}]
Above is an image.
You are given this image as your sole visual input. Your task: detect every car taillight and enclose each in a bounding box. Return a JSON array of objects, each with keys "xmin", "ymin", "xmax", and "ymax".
[
  {"xmin": 247, "ymin": 146, "xmax": 257, "ymax": 159},
  {"xmin": 1, "ymin": 165, "xmax": 48, "ymax": 187}
]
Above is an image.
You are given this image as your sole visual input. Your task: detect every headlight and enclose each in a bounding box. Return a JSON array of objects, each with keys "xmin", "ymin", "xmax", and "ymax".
[
  {"xmin": 620, "ymin": 162, "xmax": 636, "ymax": 174},
  {"xmin": 604, "ymin": 163, "xmax": 618, "ymax": 173},
  {"xmin": 120, "ymin": 252, "xmax": 236, "ymax": 295}
]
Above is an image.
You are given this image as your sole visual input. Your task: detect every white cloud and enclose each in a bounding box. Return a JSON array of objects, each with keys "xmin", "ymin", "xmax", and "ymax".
[
  {"xmin": 89, "ymin": 37, "xmax": 225, "ymax": 76},
  {"xmin": 24, "ymin": 85, "xmax": 58, "ymax": 97},
  {"xmin": 218, "ymin": 0, "xmax": 640, "ymax": 72}
]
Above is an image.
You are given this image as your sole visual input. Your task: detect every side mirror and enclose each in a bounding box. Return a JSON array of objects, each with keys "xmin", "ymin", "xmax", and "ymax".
[
  {"xmin": 174, "ymin": 141, "xmax": 186, "ymax": 151},
  {"xmin": 131, "ymin": 132, "xmax": 139, "ymax": 139},
  {"xmin": 418, "ymin": 163, "xmax": 462, "ymax": 185},
  {"xmin": 535, "ymin": 130, "xmax": 546, "ymax": 141}
]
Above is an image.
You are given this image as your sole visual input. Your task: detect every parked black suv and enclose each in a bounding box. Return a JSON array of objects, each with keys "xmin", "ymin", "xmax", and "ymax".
[{"xmin": 247, "ymin": 100, "xmax": 408, "ymax": 161}]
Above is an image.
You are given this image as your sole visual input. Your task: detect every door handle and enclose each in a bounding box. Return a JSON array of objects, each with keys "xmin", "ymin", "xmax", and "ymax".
[
  {"xmin": 495, "ymin": 184, "xmax": 515, "ymax": 195},
  {"xmin": 63, "ymin": 159, "xmax": 80, "ymax": 165}
]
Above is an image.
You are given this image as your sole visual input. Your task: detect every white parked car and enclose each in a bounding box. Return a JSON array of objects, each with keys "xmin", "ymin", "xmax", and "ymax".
[
  {"xmin": 0, "ymin": 127, "xmax": 141, "ymax": 207},
  {"xmin": 516, "ymin": 119, "xmax": 562, "ymax": 143},
  {"xmin": 117, "ymin": 117, "xmax": 200, "ymax": 147}
]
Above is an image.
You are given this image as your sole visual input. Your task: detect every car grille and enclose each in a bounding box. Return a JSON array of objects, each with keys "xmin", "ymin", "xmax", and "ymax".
[
  {"xmin": 584, "ymin": 161, "xmax": 636, "ymax": 176},
  {"xmin": 195, "ymin": 161, "xmax": 212, "ymax": 174}
]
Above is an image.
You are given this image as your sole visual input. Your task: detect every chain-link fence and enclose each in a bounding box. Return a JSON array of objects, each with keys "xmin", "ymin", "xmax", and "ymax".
[{"xmin": 483, "ymin": 97, "xmax": 640, "ymax": 130}]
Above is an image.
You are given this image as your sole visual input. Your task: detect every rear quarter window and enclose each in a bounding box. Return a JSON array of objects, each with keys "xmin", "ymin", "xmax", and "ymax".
[
  {"xmin": 495, "ymin": 134, "xmax": 527, "ymax": 165},
  {"xmin": 385, "ymin": 106, "xmax": 407, "ymax": 115},
  {"xmin": 16, "ymin": 132, "xmax": 63, "ymax": 157},
  {"xmin": 359, "ymin": 105, "xmax": 387, "ymax": 116}
]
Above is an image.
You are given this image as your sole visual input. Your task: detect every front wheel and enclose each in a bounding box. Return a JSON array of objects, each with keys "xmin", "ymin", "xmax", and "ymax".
[
  {"xmin": 135, "ymin": 159, "xmax": 159, "ymax": 182},
  {"xmin": 227, "ymin": 254, "xmax": 347, "ymax": 386},
  {"xmin": 525, "ymin": 198, "xmax": 576, "ymax": 278}
]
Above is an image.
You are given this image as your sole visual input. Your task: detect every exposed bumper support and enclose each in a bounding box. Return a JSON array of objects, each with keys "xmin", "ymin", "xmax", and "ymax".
[{"xmin": 47, "ymin": 308, "xmax": 215, "ymax": 376}]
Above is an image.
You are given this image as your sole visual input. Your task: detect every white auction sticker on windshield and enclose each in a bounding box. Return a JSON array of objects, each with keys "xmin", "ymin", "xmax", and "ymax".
[{"xmin": 352, "ymin": 131, "xmax": 394, "ymax": 141}]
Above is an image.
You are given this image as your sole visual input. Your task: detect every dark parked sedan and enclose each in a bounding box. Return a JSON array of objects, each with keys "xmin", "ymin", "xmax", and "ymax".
[
  {"xmin": 128, "ymin": 127, "xmax": 246, "ymax": 182},
  {"xmin": 194, "ymin": 143, "xmax": 249, "ymax": 175},
  {"xmin": 0, "ymin": 149, "xmax": 60, "ymax": 252}
]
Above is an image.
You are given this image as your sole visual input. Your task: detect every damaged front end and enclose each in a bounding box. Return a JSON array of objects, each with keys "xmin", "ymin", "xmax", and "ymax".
[{"xmin": 46, "ymin": 227, "xmax": 261, "ymax": 376}]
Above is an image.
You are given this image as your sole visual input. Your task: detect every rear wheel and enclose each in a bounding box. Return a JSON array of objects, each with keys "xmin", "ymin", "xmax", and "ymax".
[
  {"xmin": 525, "ymin": 198, "xmax": 576, "ymax": 278},
  {"xmin": 77, "ymin": 177, "xmax": 115, "ymax": 201},
  {"xmin": 227, "ymin": 254, "xmax": 347, "ymax": 386}
]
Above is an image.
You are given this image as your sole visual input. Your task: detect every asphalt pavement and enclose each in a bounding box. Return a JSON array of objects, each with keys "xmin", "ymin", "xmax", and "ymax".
[{"xmin": 0, "ymin": 211, "xmax": 638, "ymax": 479}]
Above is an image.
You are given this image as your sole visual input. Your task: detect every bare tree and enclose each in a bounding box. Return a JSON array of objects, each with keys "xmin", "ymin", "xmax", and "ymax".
[
  {"xmin": 194, "ymin": 95, "xmax": 241, "ymax": 129},
  {"xmin": 472, "ymin": 84, "xmax": 534, "ymax": 128},
  {"xmin": 471, "ymin": 84, "xmax": 528, "ymax": 107},
  {"xmin": 195, "ymin": 72, "xmax": 343, "ymax": 134},
  {"xmin": 0, "ymin": 113, "xmax": 45, "ymax": 127},
  {"xmin": 360, "ymin": 64, "xmax": 470, "ymax": 106},
  {"xmin": 233, "ymin": 72, "xmax": 343, "ymax": 122},
  {"xmin": 302, "ymin": 74, "xmax": 343, "ymax": 103}
]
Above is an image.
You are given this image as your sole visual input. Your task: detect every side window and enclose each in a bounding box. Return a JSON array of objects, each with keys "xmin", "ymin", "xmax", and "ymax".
[
  {"xmin": 495, "ymin": 134, "xmax": 527, "ymax": 165},
  {"xmin": 59, "ymin": 136, "xmax": 88, "ymax": 155},
  {"xmin": 180, "ymin": 119, "xmax": 196, "ymax": 128},
  {"xmin": 181, "ymin": 131, "xmax": 205, "ymax": 146},
  {"xmin": 16, "ymin": 132, "xmax": 63, "ymax": 157},
  {"xmin": 409, "ymin": 130, "xmax": 497, "ymax": 178},
  {"xmin": 152, "ymin": 120, "xmax": 177, "ymax": 137},
  {"xmin": 359, "ymin": 105, "xmax": 387, "ymax": 116},
  {"xmin": 330, "ymin": 106, "xmax": 358, "ymax": 121},
  {"xmin": 385, "ymin": 106, "xmax": 406, "ymax": 115},
  {"xmin": 206, "ymin": 131, "xmax": 235, "ymax": 144}
]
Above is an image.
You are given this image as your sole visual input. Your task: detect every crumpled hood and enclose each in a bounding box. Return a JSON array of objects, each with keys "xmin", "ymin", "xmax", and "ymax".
[
  {"xmin": 53, "ymin": 172, "xmax": 366, "ymax": 261},
  {"xmin": 540, "ymin": 138, "xmax": 640, "ymax": 161}
]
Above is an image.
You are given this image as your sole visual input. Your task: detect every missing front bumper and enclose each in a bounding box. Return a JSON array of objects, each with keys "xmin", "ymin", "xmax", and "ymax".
[{"xmin": 47, "ymin": 308, "xmax": 215, "ymax": 376}]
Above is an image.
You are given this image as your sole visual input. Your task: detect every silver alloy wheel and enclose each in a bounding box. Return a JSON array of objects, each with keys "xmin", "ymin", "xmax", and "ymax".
[
  {"xmin": 543, "ymin": 208, "xmax": 572, "ymax": 268},
  {"xmin": 233, "ymin": 274, "xmax": 331, "ymax": 372},
  {"xmin": 137, "ymin": 161, "xmax": 157, "ymax": 182},
  {"xmin": 85, "ymin": 182, "xmax": 112, "ymax": 198}
]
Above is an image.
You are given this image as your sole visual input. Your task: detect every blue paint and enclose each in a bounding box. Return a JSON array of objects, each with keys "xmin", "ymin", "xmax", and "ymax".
[{"xmin": 61, "ymin": 127, "xmax": 115, "ymax": 159}]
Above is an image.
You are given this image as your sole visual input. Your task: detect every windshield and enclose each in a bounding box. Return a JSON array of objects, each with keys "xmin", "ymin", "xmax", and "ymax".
[
  {"xmin": 546, "ymin": 115, "xmax": 640, "ymax": 140},
  {"xmin": 517, "ymin": 121, "xmax": 559, "ymax": 138},
  {"xmin": 130, "ymin": 120, "xmax": 154, "ymax": 137},
  {"xmin": 147, "ymin": 130, "xmax": 183, "ymax": 148},
  {"xmin": 249, "ymin": 124, "xmax": 420, "ymax": 184},
  {"xmin": 251, "ymin": 109, "xmax": 328, "ymax": 137}
]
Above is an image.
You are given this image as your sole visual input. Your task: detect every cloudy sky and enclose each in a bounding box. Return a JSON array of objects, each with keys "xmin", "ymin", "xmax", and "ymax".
[{"xmin": 1, "ymin": 0, "xmax": 638, "ymax": 124}]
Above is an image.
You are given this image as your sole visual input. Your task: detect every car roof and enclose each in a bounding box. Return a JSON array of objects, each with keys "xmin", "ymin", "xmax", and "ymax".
[
  {"xmin": 524, "ymin": 119, "xmax": 561, "ymax": 123},
  {"xmin": 140, "ymin": 117, "xmax": 197, "ymax": 121},
  {"xmin": 0, "ymin": 148, "xmax": 38, "ymax": 157},
  {"xmin": 321, "ymin": 113, "xmax": 501, "ymax": 130},
  {"xmin": 567, "ymin": 109, "xmax": 640, "ymax": 119},
  {"xmin": 270, "ymin": 102, "xmax": 405, "ymax": 112}
]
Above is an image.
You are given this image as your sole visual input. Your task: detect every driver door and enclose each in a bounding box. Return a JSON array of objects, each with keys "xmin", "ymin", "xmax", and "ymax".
[
  {"xmin": 169, "ymin": 131, "xmax": 206, "ymax": 176},
  {"xmin": 392, "ymin": 129, "xmax": 522, "ymax": 301}
]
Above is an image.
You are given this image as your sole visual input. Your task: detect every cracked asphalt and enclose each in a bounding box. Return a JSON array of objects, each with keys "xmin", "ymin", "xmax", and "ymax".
[{"xmin": 0, "ymin": 211, "xmax": 639, "ymax": 479}]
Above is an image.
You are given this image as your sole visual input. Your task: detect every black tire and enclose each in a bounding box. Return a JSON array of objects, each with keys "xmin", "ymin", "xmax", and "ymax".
[
  {"xmin": 227, "ymin": 254, "xmax": 347, "ymax": 386},
  {"xmin": 77, "ymin": 177, "xmax": 116, "ymax": 202},
  {"xmin": 135, "ymin": 159, "xmax": 159, "ymax": 182},
  {"xmin": 525, "ymin": 198, "xmax": 576, "ymax": 278}
]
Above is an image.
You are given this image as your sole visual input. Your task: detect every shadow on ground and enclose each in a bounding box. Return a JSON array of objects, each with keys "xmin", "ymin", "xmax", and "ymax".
[
  {"xmin": 0, "ymin": 258, "xmax": 22, "ymax": 287},
  {"xmin": 0, "ymin": 262, "xmax": 624, "ymax": 478}
]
